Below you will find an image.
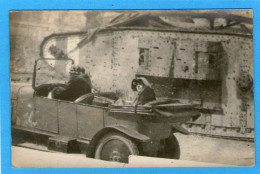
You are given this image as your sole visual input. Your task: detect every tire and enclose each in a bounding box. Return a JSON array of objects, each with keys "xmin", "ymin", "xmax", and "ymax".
[
  {"xmin": 157, "ymin": 134, "xmax": 180, "ymax": 159},
  {"xmin": 94, "ymin": 132, "xmax": 139, "ymax": 163}
]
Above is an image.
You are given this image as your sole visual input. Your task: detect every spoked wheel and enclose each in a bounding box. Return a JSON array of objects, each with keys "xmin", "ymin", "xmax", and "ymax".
[
  {"xmin": 95, "ymin": 132, "xmax": 139, "ymax": 163},
  {"xmin": 157, "ymin": 134, "xmax": 180, "ymax": 159}
]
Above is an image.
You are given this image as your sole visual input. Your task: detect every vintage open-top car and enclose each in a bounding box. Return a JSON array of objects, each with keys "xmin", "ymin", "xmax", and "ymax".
[{"xmin": 11, "ymin": 58, "xmax": 200, "ymax": 163}]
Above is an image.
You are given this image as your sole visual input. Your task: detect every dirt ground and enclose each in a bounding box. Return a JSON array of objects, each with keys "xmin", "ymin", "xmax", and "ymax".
[
  {"xmin": 13, "ymin": 133, "xmax": 254, "ymax": 167},
  {"xmin": 175, "ymin": 133, "xmax": 255, "ymax": 166}
]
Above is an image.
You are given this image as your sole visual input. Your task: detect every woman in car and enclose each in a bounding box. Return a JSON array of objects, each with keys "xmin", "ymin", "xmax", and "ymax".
[{"xmin": 131, "ymin": 77, "xmax": 156, "ymax": 105}]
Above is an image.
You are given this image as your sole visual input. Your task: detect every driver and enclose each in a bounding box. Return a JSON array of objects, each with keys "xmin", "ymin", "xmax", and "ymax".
[{"xmin": 47, "ymin": 86, "xmax": 66, "ymax": 100}]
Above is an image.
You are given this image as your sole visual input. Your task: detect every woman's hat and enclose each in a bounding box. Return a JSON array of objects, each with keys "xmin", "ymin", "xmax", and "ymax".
[{"xmin": 132, "ymin": 78, "xmax": 148, "ymax": 91}]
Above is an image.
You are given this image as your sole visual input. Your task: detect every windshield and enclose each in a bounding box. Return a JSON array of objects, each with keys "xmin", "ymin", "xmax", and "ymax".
[{"xmin": 34, "ymin": 59, "xmax": 73, "ymax": 87}]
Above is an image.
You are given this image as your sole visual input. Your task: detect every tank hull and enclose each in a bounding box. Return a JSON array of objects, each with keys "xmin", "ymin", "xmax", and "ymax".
[{"xmin": 40, "ymin": 28, "xmax": 254, "ymax": 140}]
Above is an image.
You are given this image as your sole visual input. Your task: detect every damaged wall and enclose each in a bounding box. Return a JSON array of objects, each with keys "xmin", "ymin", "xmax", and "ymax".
[{"xmin": 10, "ymin": 11, "xmax": 87, "ymax": 82}]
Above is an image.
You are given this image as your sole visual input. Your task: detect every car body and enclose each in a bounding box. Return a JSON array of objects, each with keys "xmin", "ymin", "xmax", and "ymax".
[{"xmin": 11, "ymin": 59, "xmax": 200, "ymax": 163}]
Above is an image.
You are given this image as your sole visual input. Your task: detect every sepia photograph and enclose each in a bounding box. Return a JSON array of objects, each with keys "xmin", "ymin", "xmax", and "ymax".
[{"xmin": 10, "ymin": 9, "xmax": 254, "ymax": 168}]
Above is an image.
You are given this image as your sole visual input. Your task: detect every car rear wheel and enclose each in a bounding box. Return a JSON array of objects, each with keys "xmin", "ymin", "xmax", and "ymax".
[
  {"xmin": 94, "ymin": 132, "xmax": 139, "ymax": 163},
  {"xmin": 157, "ymin": 134, "xmax": 180, "ymax": 159}
]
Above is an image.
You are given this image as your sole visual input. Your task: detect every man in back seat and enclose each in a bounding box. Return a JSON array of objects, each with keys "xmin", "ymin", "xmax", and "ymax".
[
  {"xmin": 64, "ymin": 66, "xmax": 92, "ymax": 101},
  {"xmin": 49, "ymin": 66, "xmax": 92, "ymax": 101}
]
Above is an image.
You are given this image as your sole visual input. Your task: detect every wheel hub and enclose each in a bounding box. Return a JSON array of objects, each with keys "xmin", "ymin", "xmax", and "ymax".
[{"xmin": 109, "ymin": 151, "xmax": 121, "ymax": 161}]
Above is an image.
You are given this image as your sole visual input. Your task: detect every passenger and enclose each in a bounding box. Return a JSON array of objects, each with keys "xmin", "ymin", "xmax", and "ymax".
[{"xmin": 131, "ymin": 77, "xmax": 156, "ymax": 105}]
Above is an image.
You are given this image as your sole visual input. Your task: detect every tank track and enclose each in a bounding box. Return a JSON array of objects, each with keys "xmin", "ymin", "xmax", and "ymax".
[{"xmin": 184, "ymin": 123, "xmax": 254, "ymax": 142}]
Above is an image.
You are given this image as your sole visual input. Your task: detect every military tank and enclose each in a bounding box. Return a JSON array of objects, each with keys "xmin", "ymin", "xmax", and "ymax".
[{"xmin": 37, "ymin": 11, "xmax": 254, "ymax": 141}]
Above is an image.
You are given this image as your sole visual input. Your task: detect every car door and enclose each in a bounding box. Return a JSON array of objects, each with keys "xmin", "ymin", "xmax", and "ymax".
[
  {"xmin": 76, "ymin": 104, "xmax": 105, "ymax": 140},
  {"xmin": 57, "ymin": 101, "xmax": 78, "ymax": 137},
  {"xmin": 34, "ymin": 97, "xmax": 59, "ymax": 133}
]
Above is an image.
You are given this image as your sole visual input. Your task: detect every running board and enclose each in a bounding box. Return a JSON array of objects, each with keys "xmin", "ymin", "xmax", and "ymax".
[{"xmin": 48, "ymin": 136, "xmax": 80, "ymax": 153}]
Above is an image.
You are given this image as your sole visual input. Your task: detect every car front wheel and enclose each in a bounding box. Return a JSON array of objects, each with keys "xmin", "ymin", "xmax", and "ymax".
[{"xmin": 94, "ymin": 132, "xmax": 139, "ymax": 163}]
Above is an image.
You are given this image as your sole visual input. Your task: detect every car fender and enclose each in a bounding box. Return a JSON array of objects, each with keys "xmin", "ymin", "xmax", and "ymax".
[
  {"xmin": 16, "ymin": 86, "xmax": 35, "ymax": 127},
  {"xmin": 86, "ymin": 125, "xmax": 150, "ymax": 157},
  {"xmin": 11, "ymin": 84, "xmax": 35, "ymax": 126}
]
